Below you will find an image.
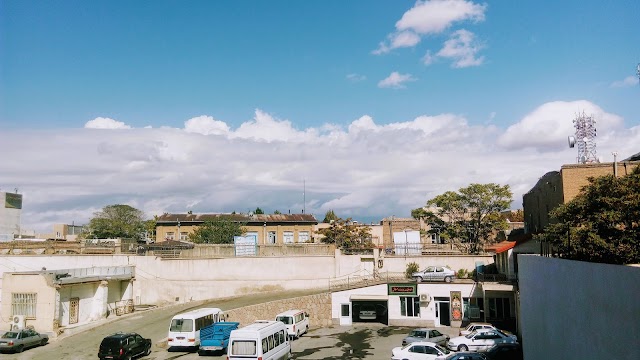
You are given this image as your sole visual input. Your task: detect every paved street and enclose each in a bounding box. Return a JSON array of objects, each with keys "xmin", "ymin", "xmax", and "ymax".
[{"xmin": 1, "ymin": 289, "xmax": 460, "ymax": 360}]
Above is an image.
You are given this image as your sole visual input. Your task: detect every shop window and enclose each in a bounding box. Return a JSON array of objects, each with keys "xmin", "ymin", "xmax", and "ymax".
[{"xmin": 400, "ymin": 296, "xmax": 420, "ymax": 317}]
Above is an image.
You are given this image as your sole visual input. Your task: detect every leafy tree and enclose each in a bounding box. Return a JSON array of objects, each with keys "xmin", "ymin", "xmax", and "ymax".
[
  {"xmin": 412, "ymin": 183, "xmax": 512, "ymax": 254},
  {"xmin": 189, "ymin": 217, "xmax": 247, "ymax": 244},
  {"xmin": 84, "ymin": 204, "xmax": 146, "ymax": 240},
  {"xmin": 273, "ymin": 210, "xmax": 282, "ymax": 214},
  {"xmin": 143, "ymin": 216, "xmax": 157, "ymax": 242},
  {"xmin": 318, "ymin": 217, "xmax": 373, "ymax": 248},
  {"xmin": 536, "ymin": 166, "xmax": 640, "ymax": 264},
  {"xmin": 405, "ymin": 262, "xmax": 419, "ymax": 279},
  {"xmin": 502, "ymin": 209, "xmax": 524, "ymax": 222},
  {"xmin": 322, "ymin": 210, "xmax": 338, "ymax": 223},
  {"xmin": 253, "ymin": 207, "xmax": 264, "ymax": 214}
]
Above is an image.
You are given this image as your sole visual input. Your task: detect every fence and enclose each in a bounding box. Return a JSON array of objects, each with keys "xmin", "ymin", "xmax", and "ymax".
[{"xmin": 328, "ymin": 270, "xmax": 408, "ymax": 292}]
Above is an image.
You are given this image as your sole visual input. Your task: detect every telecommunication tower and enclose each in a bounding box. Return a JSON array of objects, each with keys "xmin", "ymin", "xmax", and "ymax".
[{"xmin": 567, "ymin": 112, "xmax": 598, "ymax": 164}]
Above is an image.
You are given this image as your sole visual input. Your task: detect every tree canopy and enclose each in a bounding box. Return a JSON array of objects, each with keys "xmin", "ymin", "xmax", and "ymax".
[
  {"xmin": 322, "ymin": 210, "xmax": 338, "ymax": 223},
  {"xmin": 84, "ymin": 204, "xmax": 146, "ymax": 240},
  {"xmin": 318, "ymin": 218, "xmax": 373, "ymax": 249},
  {"xmin": 536, "ymin": 166, "xmax": 640, "ymax": 264},
  {"xmin": 412, "ymin": 183, "xmax": 512, "ymax": 254},
  {"xmin": 253, "ymin": 207, "xmax": 264, "ymax": 215},
  {"xmin": 189, "ymin": 217, "xmax": 247, "ymax": 244}
]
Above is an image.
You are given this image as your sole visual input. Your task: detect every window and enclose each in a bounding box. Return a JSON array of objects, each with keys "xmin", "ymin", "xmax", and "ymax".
[
  {"xmin": 166, "ymin": 232, "xmax": 175, "ymax": 240},
  {"xmin": 400, "ymin": 296, "xmax": 420, "ymax": 317},
  {"xmin": 179, "ymin": 232, "xmax": 188, "ymax": 241},
  {"xmin": 231, "ymin": 340, "xmax": 256, "ymax": 355},
  {"xmin": 268, "ymin": 231, "xmax": 277, "ymax": 244},
  {"xmin": 283, "ymin": 231, "xmax": 294, "ymax": 244},
  {"xmin": 12, "ymin": 293, "xmax": 37, "ymax": 319},
  {"xmin": 341, "ymin": 304, "xmax": 350, "ymax": 317},
  {"xmin": 298, "ymin": 231, "xmax": 310, "ymax": 243},
  {"xmin": 170, "ymin": 318, "xmax": 193, "ymax": 332}
]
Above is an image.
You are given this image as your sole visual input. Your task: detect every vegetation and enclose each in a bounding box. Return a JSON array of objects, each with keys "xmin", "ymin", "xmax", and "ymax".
[
  {"xmin": 189, "ymin": 217, "xmax": 247, "ymax": 244},
  {"xmin": 253, "ymin": 207, "xmax": 264, "ymax": 214},
  {"xmin": 535, "ymin": 166, "xmax": 640, "ymax": 264},
  {"xmin": 412, "ymin": 183, "xmax": 512, "ymax": 254},
  {"xmin": 405, "ymin": 262, "xmax": 419, "ymax": 279},
  {"xmin": 322, "ymin": 210, "xmax": 339, "ymax": 223},
  {"xmin": 83, "ymin": 204, "xmax": 146, "ymax": 240},
  {"xmin": 318, "ymin": 217, "xmax": 373, "ymax": 248}
]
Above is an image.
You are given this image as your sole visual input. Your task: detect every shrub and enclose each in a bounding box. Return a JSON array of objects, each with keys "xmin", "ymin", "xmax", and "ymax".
[
  {"xmin": 456, "ymin": 268, "xmax": 468, "ymax": 278},
  {"xmin": 405, "ymin": 262, "xmax": 419, "ymax": 279}
]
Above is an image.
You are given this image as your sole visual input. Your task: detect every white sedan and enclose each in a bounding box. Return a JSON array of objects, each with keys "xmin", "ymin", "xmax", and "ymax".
[
  {"xmin": 447, "ymin": 329, "xmax": 518, "ymax": 352},
  {"xmin": 391, "ymin": 341, "xmax": 455, "ymax": 360}
]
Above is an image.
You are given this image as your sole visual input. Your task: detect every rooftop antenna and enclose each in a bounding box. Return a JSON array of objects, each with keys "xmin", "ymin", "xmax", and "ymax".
[
  {"xmin": 303, "ymin": 179, "xmax": 306, "ymax": 214},
  {"xmin": 567, "ymin": 112, "xmax": 598, "ymax": 164}
]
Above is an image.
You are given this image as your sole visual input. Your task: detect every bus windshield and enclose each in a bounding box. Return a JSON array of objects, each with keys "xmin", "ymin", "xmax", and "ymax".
[
  {"xmin": 276, "ymin": 316, "xmax": 293, "ymax": 325},
  {"xmin": 170, "ymin": 318, "xmax": 194, "ymax": 332}
]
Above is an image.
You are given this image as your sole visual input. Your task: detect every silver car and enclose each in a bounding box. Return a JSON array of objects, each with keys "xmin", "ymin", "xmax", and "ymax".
[
  {"xmin": 0, "ymin": 329, "xmax": 49, "ymax": 353},
  {"xmin": 402, "ymin": 328, "xmax": 450, "ymax": 346},
  {"xmin": 412, "ymin": 266, "xmax": 455, "ymax": 283},
  {"xmin": 447, "ymin": 329, "xmax": 518, "ymax": 352}
]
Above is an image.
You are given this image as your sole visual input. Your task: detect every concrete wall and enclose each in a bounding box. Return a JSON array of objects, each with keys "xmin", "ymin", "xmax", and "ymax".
[
  {"xmin": 518, "ymin": 255, "xmax": 640, "ymax": 360},
  {"xmin": 0, "ymin": 273, "xmax": 56, "ymax": 333}
]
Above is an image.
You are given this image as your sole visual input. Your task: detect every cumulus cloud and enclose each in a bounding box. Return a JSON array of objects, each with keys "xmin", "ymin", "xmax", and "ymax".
[
  {"xmin": 374, "ymin": 0, "xmax": 487, "ymax": 54},
  {"xmin": 378, "ymin": 72, "xmax": 417, "ymax": 89},
  {"xmin": 84, "ymin": 117, "xmax": 131, "ymax": 129},
  {"xmin": 610, "ymin": 75, "xmax": 639, "ymax": 88},
  {"xmin": 3, "ymin": 102, "xmax": 638, "ymax": 234},
  {"xmin": 436, "ymin": 29, "xmax": 484, "ymax": 67}
]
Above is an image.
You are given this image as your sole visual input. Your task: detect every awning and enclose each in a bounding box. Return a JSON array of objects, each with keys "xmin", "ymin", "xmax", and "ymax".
[
  {"xmin": 482, "ymin": 283, "xmax": 515, "ymax": 292},
  {"xmin": 350, "ymin": 294, "xmax": 389, "ymax": 301}
]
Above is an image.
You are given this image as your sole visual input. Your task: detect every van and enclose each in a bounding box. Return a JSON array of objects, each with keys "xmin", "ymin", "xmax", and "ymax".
[
  {"xmin": 227, "ymin": 320, "xmax": 291, "ymax": 360},
  {"xmin": 275, "ymin": 309, "xmax": 309, "ymax": 339}
]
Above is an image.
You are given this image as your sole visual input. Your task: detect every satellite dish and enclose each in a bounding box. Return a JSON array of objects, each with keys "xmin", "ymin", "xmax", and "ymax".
[{"xmin": 567, "ymin": 136, "xmax": 576, "ymax": 148}]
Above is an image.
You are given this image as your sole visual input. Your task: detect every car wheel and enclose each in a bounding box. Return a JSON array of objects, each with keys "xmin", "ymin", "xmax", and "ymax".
[
  {"xmin": 445, "ymin": 276, "xmax": 452, "ymax": 283},
  {"xmin": 458, "ymin": 345, "xmax": 468, "ymax": 351},
  {"xmin": 41, "ymin": 338, "xmax": 48, "ymax": 346},
  {"xmin": 145, "ymin": 346, "xmax": 151, "ymax": 356},
  {"xmin": 417, "ymin": 276, "xmax": 424, "ymax": 282}
]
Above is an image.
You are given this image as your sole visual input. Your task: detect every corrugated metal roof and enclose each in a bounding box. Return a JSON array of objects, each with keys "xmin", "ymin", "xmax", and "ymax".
[{"xmin": 156, "ymin": 213, "xmax": 318, "ymax": 224}]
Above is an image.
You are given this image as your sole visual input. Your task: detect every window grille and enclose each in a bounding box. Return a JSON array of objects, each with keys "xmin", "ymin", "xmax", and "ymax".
[{"xmin": 12, "ymin": 293, "xmax": 37, "ymax": 319}]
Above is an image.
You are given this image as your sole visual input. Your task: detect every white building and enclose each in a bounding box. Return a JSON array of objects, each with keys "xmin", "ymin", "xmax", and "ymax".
[{"xmin": 0, "ymin": 191, "xmax": 22, "ymax": 241}]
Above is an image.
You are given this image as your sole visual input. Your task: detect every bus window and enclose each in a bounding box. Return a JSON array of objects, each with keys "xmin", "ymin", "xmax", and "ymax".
[{"xmin": 170, "ymin": 319, "xmax": 193, "ymax": 332}]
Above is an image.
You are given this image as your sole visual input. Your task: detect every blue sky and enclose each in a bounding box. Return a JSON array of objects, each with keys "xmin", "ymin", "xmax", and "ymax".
[{"xmin": 1, "ymin": 1, "xmax": 639, "ymax": 233}]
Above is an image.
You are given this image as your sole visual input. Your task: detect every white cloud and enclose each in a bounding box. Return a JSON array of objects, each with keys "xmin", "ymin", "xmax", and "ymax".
[
  {"xmin": 374, "ymin": 0, "xmax": 487, "ymax": 54},
  {"xmin": 346, "ymin": 73, "xmax": 367, "ymax": 82},
  {"xmin": 378, "ymin": 72, "xmax": 417, "ymax": 89},
  {"xmin": 422, "ymin": 50, "xmax": 436, "ymax": 65},
  {"xmin": 3, "ymin": 103, "xmax": 638, "ymax": 234},
  {"xmin": 610, "ymin": 75, "xmax": 639, "ymax": 88},
  {"xmin": 84, "ymin": 117, "xmax": 131, "ymax": 129},
  {"xmin": 436, "ymin": 29, "xmax": 484, "ymax": 67}
]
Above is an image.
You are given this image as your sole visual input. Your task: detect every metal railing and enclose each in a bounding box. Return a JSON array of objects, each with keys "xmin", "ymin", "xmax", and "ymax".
[{"xmin": 329, "ymin": 270, "xmax": 409, "ymax": 291}]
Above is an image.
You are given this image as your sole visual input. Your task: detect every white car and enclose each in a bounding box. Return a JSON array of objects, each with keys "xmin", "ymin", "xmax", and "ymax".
[
  {"xmin": 459, "ymin": 323, "xmax": 516, "ymax": 339},
  {"xmin": 447, "ymin": 329, "xmax": 518, "ymax": 352},
  {"xmin": 402, "ymin": 328, "xmax": 450, "ymax": 346},
  {"xmin": 391, "ymin": 341, "xmax": 454, "ymax": 360},
  {"xmin": 412, "ymin": 266, "xmax": 455, "ymax": 283},
  {"xmin": 358, "ymin": 304, "xmax": 377, "ymax": 320}
]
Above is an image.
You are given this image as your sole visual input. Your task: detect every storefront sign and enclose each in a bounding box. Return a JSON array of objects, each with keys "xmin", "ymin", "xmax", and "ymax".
[
  {"xmin": 450, "ymin": 291, "xmax": 462, "ymax": 321},
  {"xmin": 388, "ymin": 283, "xmax": 416, "ymax": 295}
]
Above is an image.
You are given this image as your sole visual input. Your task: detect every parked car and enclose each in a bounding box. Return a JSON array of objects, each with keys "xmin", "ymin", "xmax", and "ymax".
[
  {"xmin": 0, "ymin": 329, "xmax": 49, "ymax": 353},
  {"xmin": 483, "ymin": 343, "xmax": 523, "ymax": 360},
  {"xmin": 358, "ymin": 303, "xmax": 377, "ymax": 320},
  {"xmin": 447, "ymin": 329, "xmax": 518, "ymax": 352},
  {"xmin": 391, "ymin": 341, "xmax": 453, "ymax": 360},
  {"xmin": 446, "ymin": 353, "xmax": 488, "ymax": 360},
  {"xmin": 98, "ymin": 332, "xmax": 152, "ymax": 360},
  {"xmin": 459, "ymin": 323, "xmax": 516, "ymax": 340},
  {"xmin": 402, "ymin": 328, "xmax": 450, "ymax": 346},
  {"xmin": 412, "ymin": 266, "xmax": 455, "ymax": 283}
]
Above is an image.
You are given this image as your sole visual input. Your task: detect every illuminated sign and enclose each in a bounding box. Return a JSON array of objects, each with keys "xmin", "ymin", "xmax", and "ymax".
[{"xmin": 388, "ymin": 283, "xmax": 417, "ymax": 295}]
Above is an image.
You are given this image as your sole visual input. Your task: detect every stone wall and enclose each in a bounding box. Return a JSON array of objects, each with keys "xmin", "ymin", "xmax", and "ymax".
[{"xmin": 225, "ymin": 292, "xmax": 332, "ymax": 328}]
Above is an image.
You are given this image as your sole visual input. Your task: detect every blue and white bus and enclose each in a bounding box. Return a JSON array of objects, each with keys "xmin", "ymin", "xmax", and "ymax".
[{"xmin": 167, "ymin": 307, "xmax": 224, "ymax": 348}]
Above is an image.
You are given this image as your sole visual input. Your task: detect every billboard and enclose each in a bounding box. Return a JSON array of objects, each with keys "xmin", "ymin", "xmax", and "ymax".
[{"xmin": 5, "ymin": 193, "xmax": 22, "ymax": 209}]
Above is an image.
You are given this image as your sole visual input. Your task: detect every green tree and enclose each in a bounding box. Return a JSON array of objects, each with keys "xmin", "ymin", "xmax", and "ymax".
[
  {"xmin": 318, "ymin": 218, "xmax": 373, "ymax": 249},
  {"xmin": 189, "ymin": 217, "xmax": 247, "ymax": 244},
  {"xmin": 253, "ymin": 207, "xmax": 264, "ymax": 214},
  {"xmin": 536, "ymin": 166, "xmax": 640, "ymax": 264},
  {"xmin": 413, "ymin": 183, "xmax": 512, "ymax": 254},
  {"xmin": 322, "ymin": 210, "xmax": 338, "ymax": 223},
  {"xmin": 273, "ymin": 210, "xmax": 282, "ymax": 214},
  {"xmin": 143, "ymin": 216, "xmax": 157, "ymax": 242},
  {"xmin": 84, "ymin": 204, "xmax": 146, "ymax": 240}
]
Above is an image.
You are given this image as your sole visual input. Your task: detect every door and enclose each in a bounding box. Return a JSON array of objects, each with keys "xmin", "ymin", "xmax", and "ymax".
[
  {"xmin": 435, "ymin": 302, "xmax": 450, "ymax": 326},
  {"xmin": 69, "ymin": 297, "xmax": 79, "ymax": 324},
  {"xmin": 339, "ymin": 303, "xmax": 352, "ymax": 325}
]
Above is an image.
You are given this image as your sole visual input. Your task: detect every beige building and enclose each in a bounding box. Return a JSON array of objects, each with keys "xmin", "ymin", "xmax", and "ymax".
[
  {"xmin": 155, "ymin": 213, "xmax": 318, "ymax": 245},
  {"xmin": 523, "ymin": 160, "xmax": 640, "ymax": 234},
  {"xmin": 0, "ymin": 266, "xmax": 134, "ymax": 336}
]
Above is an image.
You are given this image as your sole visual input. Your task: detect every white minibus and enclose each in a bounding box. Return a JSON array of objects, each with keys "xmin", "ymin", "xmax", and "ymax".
[
  {"xmin": 167, "ymin": 307, "xmax": 224, "ymax": 348},
  {"xmin": 227, "ymin": 320, "xmax": 291, "ymax": 360},
  {"xmin": 275, "ymin": 309, "xmax": 309, "ymax": 339}
]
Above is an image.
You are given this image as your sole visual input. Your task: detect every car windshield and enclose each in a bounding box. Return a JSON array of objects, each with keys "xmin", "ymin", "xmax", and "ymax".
[
  {"xmin": 436, "ymin": 344, "xmax": 450, "ymax": 354},
  {"xmin": 408, "ymin": 330, "xmax": 424, "ymax": 337},
  {"xmin": 276, "ymin": 316, "xmax": 293, "ymax": 325},
  {"xmin": 496, "ymin": 329, "xmax": 510, "ymax": 336},
  {"xmin": 465, "ymin": 332, "xmax": 476, "ymax": 339},
  {"xmin": 2, "ymin": 332, "xmax": 18, "ymax": 339},
  {"xmin": 170, "ymin": 318, "xmax": 194, "ymax": 332}
]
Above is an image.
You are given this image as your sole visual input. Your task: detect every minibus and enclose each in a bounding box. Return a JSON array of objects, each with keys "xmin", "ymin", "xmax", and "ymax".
[
  {"xmin": 227, "ymin": 320, "xmax": 291, "ymax": 360},
  {"xmin": 275, "ymin": 309, "xmax": 309, "ymax": 339},
  {"xmin": 167, "ymin": 307, "xmax": 224, "ymax": 348}
]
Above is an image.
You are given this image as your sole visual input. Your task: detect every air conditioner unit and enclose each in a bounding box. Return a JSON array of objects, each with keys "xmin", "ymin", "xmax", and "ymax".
[
  {"xmin": 12, "ymin": 315, "xmax": 25, "ymax": 331},
  {"xmin": 419, "ymin": 293, "xmax": 431, "ymax": 304}
]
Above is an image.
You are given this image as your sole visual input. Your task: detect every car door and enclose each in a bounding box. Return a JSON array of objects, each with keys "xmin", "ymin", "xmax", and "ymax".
[
  {"xmin": 133, "ymin": 334, "xmax": 145, "ymax": 355},
  {"xmin": 468, "ymin": 332, "xmax": 488, "ymax": 351},
  {"xmin": 406, "ymin": 344, "xmax": 438, "ymax": 360},
  {"xmin": 424, "ymin": 267, "xmax": 435, "ymax": 281},
  {"xmin": 428, "ymin": 329, "xmax": 446, "ymax": 345},
  {"xmin": 25, "ymin": 330, "xmax": 39, "ymax": 347},
  {"xmin": 434, "ymin": 267, "xmax": 446, "ymax": 281},
  {"xmin": 481, "ymin": 331, "xmax": 504, "ymax": 351}
]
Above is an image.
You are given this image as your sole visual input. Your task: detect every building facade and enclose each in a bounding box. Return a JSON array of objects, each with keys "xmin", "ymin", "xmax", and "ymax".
[
  {"xmin": 155, "ymin": 213, "xmax": 318, "ymax": 245},
  {"xmin": 0, "ymin": 191, "xmax": 22, "ymax": 241}
]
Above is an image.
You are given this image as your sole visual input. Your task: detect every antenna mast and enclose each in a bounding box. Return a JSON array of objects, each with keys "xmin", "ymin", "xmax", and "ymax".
[{"xmin": 568, "ymin": 112, "xmax": 598, "ymax": 164}]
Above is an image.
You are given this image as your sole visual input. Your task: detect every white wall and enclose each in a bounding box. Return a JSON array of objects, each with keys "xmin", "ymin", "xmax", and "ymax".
[
  {"xmin": 518, "ymin": 255, "xmax": 640, "ymax": 360},
  {"xmin": 58, "ymin": 283, "xmax": 97, "ymax": 327}
]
